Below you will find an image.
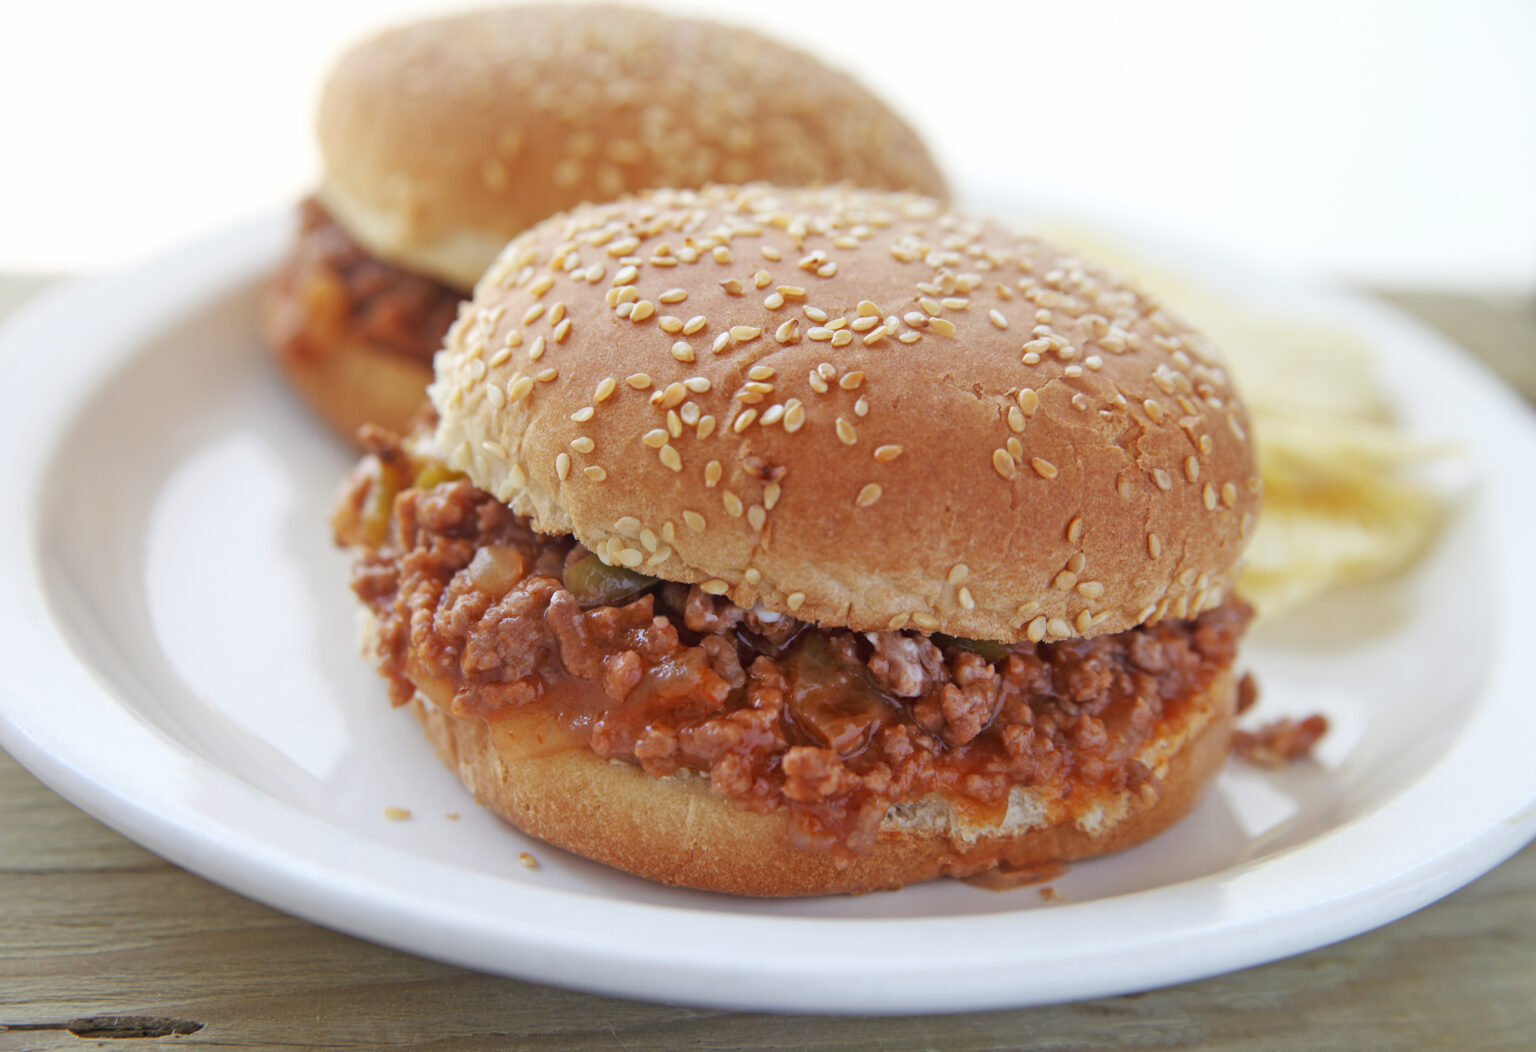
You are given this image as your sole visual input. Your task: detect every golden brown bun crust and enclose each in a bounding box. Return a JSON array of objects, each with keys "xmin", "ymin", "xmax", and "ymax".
[
  {"xmin": 271, "ymin": 335, "xmax": 432, "ymax": 443},
  {"xmin": 432, "ymin": 185, "xmax": 1261, "ymax": 641},
  {"xmin": 408, "ymin": 669, "xmax": 1235, "ymax": 897},
  {"xmin": 317, "ymin": 5, "xmax": 949, "ymax": 288}
]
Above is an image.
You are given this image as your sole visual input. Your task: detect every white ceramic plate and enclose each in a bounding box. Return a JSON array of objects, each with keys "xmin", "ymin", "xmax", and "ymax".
[{"xmin": 2, "ymin": 215, "xmax": 1534, "ymax": 1015}]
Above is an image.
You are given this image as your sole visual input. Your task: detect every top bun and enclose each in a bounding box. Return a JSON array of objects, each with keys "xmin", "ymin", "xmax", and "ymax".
[
  {"xmin": 316, "ymin": 4, "xmax": 949, "ymax": 289},
  {"xmin": 431, "ymin": 185, "xmax": 1260, "ymax": 642}
]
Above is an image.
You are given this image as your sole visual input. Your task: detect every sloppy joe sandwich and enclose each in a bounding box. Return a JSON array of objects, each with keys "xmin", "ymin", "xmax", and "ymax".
[
  {"xmin": 263, "ymin": 4, "xmax": 948, "ymax": 444},
  {"xmin": 332, "ymin": 184, "xmax": 1260, "ymax": 896}
]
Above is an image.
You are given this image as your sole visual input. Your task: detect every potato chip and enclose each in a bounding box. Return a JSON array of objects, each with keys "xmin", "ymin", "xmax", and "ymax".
[{"xmin": 1034, "ymin": 222, "xmax": 1445, "ymax": 617}]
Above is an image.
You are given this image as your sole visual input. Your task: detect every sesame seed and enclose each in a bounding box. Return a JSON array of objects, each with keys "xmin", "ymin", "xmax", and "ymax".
[
  {"xmin": 733, "ymin": 409, "xmax": 759, "ymax": 433},
  {"xmin": 854, "ymin": 397, "xmax": 869, "ymax": 417},
  {"xmin": 536, "ymin": 368, "xmax": 557, "ymax": 384},
  {"xmin": 835, "ymin": 418, "xmax": 858, "ymax": 445},
  {"xmin": 1007, "ymin": 437, "xmax": 1024, "ymax": 461},
  {"xmin": 683, "ymin": 316, "xmax": 707, "ymax": 335},
  {"xmin": 570, "ymin": 436, "xmax": 595, "ymax": 454},
  {"xmin": 1148, "ymin": 534, "xmax": 1162, "ymax": 558},
  {"xmin": 783, "ymin": 403, "xmax": 807, "ymax": 432},
  {"xmin": 1153, "ymin": 469, "xmax": 1172, "ymax": 490},
  {"xmin": 947, "ymin": 564, "xmax": 969, "ymax": 586},
  {"xmin": 584, "ymin": 466, "xmax": 607, "ymax": 481},
  {"xmin": 1222, "ymin": 482, "xmax": 1238, "ymax": 507},
  {"xmin": 747, "ymin": 504, "xmax": 766, "ymax": 531},
  {"xmin": 1185, "ymin": 456, "xmax": 1200, "ymax": 482},
  {"xmin": 700, "ymin": 578, "xmax": 730, "ymax": 596},
  {"xmin": 659, "ymin": 316, "xmax": 683, "ymax": 334},
  {"xmin": 485, "ymin": 384, "xmax": 506, "ymax": 410},
  {"xmin": 753, "ymin": 270, "xmax": 772, "ymax": 289},
  {"xmin": 1027, "ymin": 617, "xmax": 1048, "ymax": 642},
  {"xmin": 1055, "ymin": 570, "xmax": 1078, "ymax": 591},
  {"xmin": 759, "ymin": 404, "xmax": 786, "ymax": 426},
  {"xmin": 641, "ymin": 429, "xmax": 669, "ymax": 448},
  {"xmin": 808, "ymin": 327, "xmax": 833, "ymax": 342},
  {"xmin": 697, "ymin": 416, "xmax": 718, "ymax": 440},
  {"xmin": 522, "ymin": 304, "xmax": 545, "ymax": 325},
  {"xmin": 856, "ymin": 483, "xmax": 883, "ymax": 507},
  {"xmin": 958, "ymin": 586, "xmax": 975, "ymax": 610},
  {"xmin": 659, "ymin": 445, "xmax": 683, "ymax": 472},
  {"xmin": 659, "ymin": 288, "xmax": 687, "ymax": 304},
  {"xmin": 672, "ymin": 342, "xmax": 696, "ymax": 363},
  {"xmin": 509, "ymin": 464, "xmax": 527, "ymax": 488},
  {"xmin": 712, "ymin": 246, "xmax": 731, "ymax": 264},
  {"xmin": 1077, "ymin": 581, "xmax": 1105, "ymax": 599},
  {"xmin": 1018, "ymin": 389, "xmax": 1039, "ymax": 416},
  {"xmin": 613, "ymin": 265, "xmax": 638, "ymax": 286},
  {"xmin": 989, "ymin": 309, "xmax": 1009, "ymax": 329},
  {"xmin": 629, "ymin": 300, "xmax": 655, "ymax": 323},
  {"xmin": 712, "ymin": 332, "xmax": 731, "ymax": 354},
  {"xmin": 817, "ymin": 262, "xmax": 838, "ymax": 278},
  {"xmin": 912, "ymin": 613, "xmax": 940, "ymax": 632},
  {"xmin": 1067, "ymin": 552, "xmax": 1086, "ymax": 573},
  {"xmin": 1203, "ymin": 483, "xmax": 1218, "ymax": 510},
  {"xmin": 594, "ymin": 377, "xmax": 618, "ymax": 402},
  {"xmin": 779, "ymin": 285, "xmax": 806, "ymax": 299},
  {"xmin": 839, "ymin": 371, "xmax": 865, "ymax": 390},
  {"xmin": 1144, "ymin": 399, "xmax": 1166, "ymax": 424},
  {"xmin": 1067, "ymin": 517, "xmax": 1084, "ymax": 544},
  {"xmin": 930, "ymin": 318, "xmax": 957, "ymax": 338},
  {"xmin": 808, "ymin": 371, "xmax": 829, "ymax": 394},
  {"xmin": 683, "ymin": 510, "xmax": 706, "ymax": 532},
  {"xmin": 507, "ymin": 376, "xmax": 535, "ymax": 402},
  {"xmin": 705, "ymin": 460, "xmax": 722, "ymax": 486},
  {"xmin": 764, "ymin": 481, "xmax": 782, "ymax": 509},
  {"xmin": 992, "ymin": 449, "xmax": 1017, "ymax": 480},
  {"xmin": 720, "ymin": 278, "xmax": 744, "ymax": 296},
  {"xmin": 1075, "ymin": 609, "xmax": 1094, "ymax": 634},
  {"xmin": 744, "ymin": 568, "xmax": 762, "ymax": 585},
  {"xmin": 788, "ymin": 592, "xmax": 806, "ymax": 612},
  {"xmin": 804, "ymin": 306, "xmax": 829, "ymax": 324},
  {"xmin": 529, "ymin": 274, "xmax": 554, "ymax": 297},
  {"xmin": 556, "ymin": 452, "xmax": 571, "ymax": 481},
  {"xmin": 626, "ymin": 373, "xmax": 653, "ymax": 390},
  {"xmin": 762, "ymin": 245, "xmax": 782, "ymax": 261},
  {"xmin": 748, "ymin": 364, "xmax": 776, "ymax": 382},
  {"xmin": 1031, "ymin": 457, "xmax": 1059, "ymax": 480},
  {"xmin": 1047, "ymin": 618, "xmax": 1072, "ymax": 639},
  {"xmin": 667, "ymin": 410, "xmax": 683, "ymax": 438},
  {"xmin": 723, "ymin": 492, "xmax": 744, "ymax": 517}
]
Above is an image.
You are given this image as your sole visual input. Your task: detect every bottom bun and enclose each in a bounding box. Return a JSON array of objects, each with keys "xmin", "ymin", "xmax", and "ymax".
[
  {"xmin": 405, "ymin": 669, "xmax": 1236, "ymax": 897},
  {"xmin": 274, "ymin": 338, "xmax": 432, "ymax": 446}
]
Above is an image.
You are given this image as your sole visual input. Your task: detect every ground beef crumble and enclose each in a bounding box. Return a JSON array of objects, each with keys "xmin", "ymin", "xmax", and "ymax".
[
  {"xmin": 335, "ymin": 447, "xmax": 1253, "ymax": 857},
  {"xmin": 264, "ymin": 199, "xmax": 463, "ymax": 366}
]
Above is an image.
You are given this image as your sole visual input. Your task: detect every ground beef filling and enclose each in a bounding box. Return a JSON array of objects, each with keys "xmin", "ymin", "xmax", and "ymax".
[
  {"xmin": 337, "ymin": 459, "xmax": 1251, "ymax": 857},
  {"xmin": 264, "ymin": 199, "xmax": 463, "ymax": 366}
]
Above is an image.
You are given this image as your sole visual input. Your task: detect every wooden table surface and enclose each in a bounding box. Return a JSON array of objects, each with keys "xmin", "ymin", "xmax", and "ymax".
[{"xmin": 1, "ymin": 276, "xmax": 1533, "ymax": 1050}]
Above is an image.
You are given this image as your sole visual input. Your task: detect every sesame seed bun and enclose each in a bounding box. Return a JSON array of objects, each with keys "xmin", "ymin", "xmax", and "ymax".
[
  {"xmin": 404, "ymin": 667, "xmax": 1237, "ymax": 896},
  {"xmin": 431, "ymin": 185, "xmax": 1260, "ymax": 642},
  {"xmin": 315, "ymin": 4, "xmax": 949, "ymax": 290}
]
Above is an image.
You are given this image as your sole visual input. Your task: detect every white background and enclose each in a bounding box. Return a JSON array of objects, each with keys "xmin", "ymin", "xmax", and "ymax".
[{"xmin": 1, "ymin": 0, "xmax": 1532, "ymax": 288}]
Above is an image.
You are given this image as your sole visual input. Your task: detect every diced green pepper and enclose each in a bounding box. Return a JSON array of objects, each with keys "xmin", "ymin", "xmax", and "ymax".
[{"xmin": 563, "ymin": 553, "xmax": 657, "ymax": 608}]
